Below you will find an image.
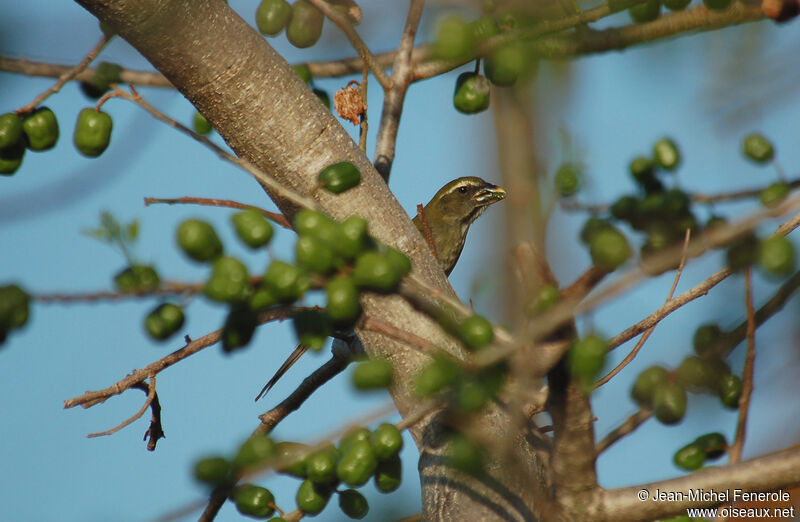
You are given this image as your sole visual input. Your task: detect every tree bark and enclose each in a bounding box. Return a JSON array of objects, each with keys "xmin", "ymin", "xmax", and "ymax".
[{"xmin": 74, "ymin": 0, "xmax": 547, "ymax": 519}]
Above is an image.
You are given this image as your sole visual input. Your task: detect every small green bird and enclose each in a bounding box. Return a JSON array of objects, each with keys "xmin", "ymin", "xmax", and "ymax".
[{"xmin": 255, "ymin": 176, "xmax": 506, "ymax": 401}]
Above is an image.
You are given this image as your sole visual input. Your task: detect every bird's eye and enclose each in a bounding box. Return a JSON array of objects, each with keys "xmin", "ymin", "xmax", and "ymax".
[{"xmin": 458, "ymin": 186, "xmax": 468, "ymax": 194}]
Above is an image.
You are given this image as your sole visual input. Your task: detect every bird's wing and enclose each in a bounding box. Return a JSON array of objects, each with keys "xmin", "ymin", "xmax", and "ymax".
[{"xmin": 254, "ymin": 343, "xmax": 309, "ymax": 402}]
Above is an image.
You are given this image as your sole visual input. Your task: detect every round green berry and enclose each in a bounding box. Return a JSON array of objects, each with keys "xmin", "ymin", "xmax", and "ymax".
[
  {"xmin": 73, "ymin": 108, "xmax": 113, "ymax": 157},
  {"xmin": 629, "ymin": 0, "xmax": 660, "ymax": 22},
  {"xmin": 177, "ymin": 219, "xmax": 223, "ymax": 262},
  {"xmin": 0, "ymin": 284, "xmax": 30, "ymax": 330},
  {"xmin": 458, "ymin": 314, "xmax": 494, "ymax": 351},
  {"xmin": 256, "ymin": 0, "xmax": 291, "ymax": 36},
  {"xmin": 589, "ymin": 227, "xmax": 631, "ymax": 271},
  {"xmin": 434, "ymin": 15, "xmax": 474, "ymax": 60},
  {"xmin": 352, "ymin": 252, "xmax": 402, "ymax": 292},
  {"xmin": 370, "ymin": 423, "xmax": 403, "ymax": 460},
  {"xmin": 232, "ymin": 209, "xmax": 274, "ymax": 249},
  {"xmin": 0, "ymin": 113, "xmax": 23, "ymax": 150},
  {"xmin": 114, "ymin": 265, "xmax": 160, "ymax": 293},
  {"xmin": 193, "ymin": 456, "xmax": 231, "ymax": 486},
  {"xmin": 673, "ymin": 443, "xmax": 706, "ymax": 471},
  {"xmin": 233, "ymin": 435, "xmax": 276, "ymax": 470},
  {"xmin": 718, "ymin": 373, "xmax": 742, "ymax": 408},
  {"xmin": 758, "ymin": 236, "xmax": 795, "ymax": 277},
  {"xmin": 742, "ymin": 133, "xmax": 774, "ymax": 163},
  {"xmin": 292, "ymin": 309, "xmax": 331, "ymax": 352},
  {"xmin": 446, "ymin": 434, "xmax": 484, "ymax": 474},
  {"xmin": 653, "ymin": 383, "xmax": 687, "ymax": 424},
  {"xmin": 693, "ymin": 323, "xmax": 722, "ymax": 357},
  {"xmin": 204, "ymin": 256, "xmax": 249, "ymax": 303},
  {"xmin": 326, "ymin": 277, "xmax": 361, "ymax": 327},
  {"xmin": 286, "ymin": 0, "xmax": 324, "ymax": 48},
  {"xmin": 694, "ymin": 432, "xmax": 727, "ymax": 460},
  {"xmin": 653, "ymin": 138, "xmax": 681, "ymax": 171},
  {"xmin": 484, "ymin": 43, "xmax": 529, "ymax": 87},
  {"xmin": 144, "ymin": 303, "xmax": 184, "ymax": 341},
  {"xmin": 336, "ymin": 440, "xmax": 378, "ymax": 486},
  {"xmin": 760, "ymin": 182, "xmax": 790, "ymax": 209},
  {"xmin": 233, "ymin": 484, "xmax": 276, "ymax": 518},
  {"xmin": 631, "ymin": 365, "xmax": 669, "ymax": 406},
  {"xmin": 338, "ymin": 489, "xmax": 369, "ymax": 519},
  {"xmin": 193, "ymin": 111, "xmax": 213, "ymax": 135},
  {"xmin": 22, "ymin": 107, "xmax": 59, "ymax": 151},
  {"xmin": 221, "ymin": 305, "xmax": 258, "ymax": 352},
  {"xmin": 414, "ymin": 356, "xmax": 460, "ymax": 396},
  {"xmin": 263, "ymin": 260, "xmax": 309, "ymax": 302},
  {"xmin": 296, "ymin": 479, "xmax": 332, "ymax": 515},
  {"xmin": 568, "ymin": 334, "xmax": 607, "ymax": 389},
  {"xmin": 0, "ymin": 140, "xmax": 25, "ymax": 175},
  {"xmin": 352, "ymin": 358, "xmax": 393, "ymax": 390},
  {"xmin": 318, "ymin": 161, "xmax": 361, "ymax": 194},
  {"xmin": 554, "ymin": 163, "xmax": 581, "ymax": 197},
  {"xmin": 274, "ymin": 441, "xmax": 309, "ymax": 478},
  {"xmin": 453, "ymin": 72, "xmax": 490, "ymax": 114},
  {"xmin": 305, "ymin": 446, "xmax": 339, "ymax": 484},
  {"xmin": 374, "ymin": 454, "xmax": 402, "ymax": 493}
]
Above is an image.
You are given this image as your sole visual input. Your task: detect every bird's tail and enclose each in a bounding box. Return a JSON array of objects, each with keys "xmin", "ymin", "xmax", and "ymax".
[{"xmin": 254, "ymin": 344, "xmax": 310, "ymax": 402}]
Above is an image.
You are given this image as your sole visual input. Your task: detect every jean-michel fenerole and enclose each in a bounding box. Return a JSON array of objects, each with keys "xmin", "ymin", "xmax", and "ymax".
[{"xmin": 651, "ymin": 489, "xmax": 790, "ymax": 502}]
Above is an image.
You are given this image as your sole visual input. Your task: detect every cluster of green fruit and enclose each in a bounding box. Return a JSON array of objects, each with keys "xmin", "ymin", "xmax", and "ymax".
[
  {"xmin": 0, "ymin": 103, "xmax": 114, "ymax": 175},
  {"xmin": 673, "ymin": 431, "xmax": 727, "ymax": 471},
  {"xmin": 255, "ymin": 0, "xmax": 325, "ymax": 49},
  {"xmin": 0, "ymin": 108, "xmax": 58, "ymax": 175},
  {"xmin": 631, "ymin": 324, "xmax": 743, "ymax": 424},
  {"xmin": 0, "ymin": 284, "xmax": 30, "ymax": 345},
  {"xmin": 619, "ymin": 0, "xmax": 735, "ymax": 24},
  {"xmin": 194, "ymin": 423, "xmax": 404, "ymax": 519},
  {"xmin": 434, "ymin": 8, "xmax": 538, "ymax": 115}
]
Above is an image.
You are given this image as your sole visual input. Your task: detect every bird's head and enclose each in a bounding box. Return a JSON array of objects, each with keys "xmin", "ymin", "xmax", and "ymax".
[{"xmin": 425, "ymin": 176, "xmax": 506, "ymax": 227}]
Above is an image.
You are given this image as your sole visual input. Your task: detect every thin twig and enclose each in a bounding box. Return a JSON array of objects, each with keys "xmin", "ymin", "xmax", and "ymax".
[
  {"xmin": 64, "ymin": 306, "xmax": 305, "ymax": 409},
  {"xmin": 729, "ymin": 267, "xmax": 756, "ymax": 465},
  {"xmin": 108, "ymin": 86, "xmax": 318, "ymax": 211},
  {"xmin": 415, "ymin": 204, "xmax": 438, "ymax": 262},
  {"xmin": 144, "ymin": 196, "xmax": 292, "ymax": 229},
  {"xmin": 87, "ymin": 375, "xmax": 156, "ymax": 438},
  {"xmin": 360, "ymin": 315, "xmax": 438, "ymax": 356},
  {"xmin": 596, "ymin": 408, "xmax": 652, "ymax": 455},
  {"xmin": 306, "ymin": 0, "xmax": 391, "ymax": 90},
  {"xmin": 595, "ymin": 229, "xmax": 691, "ymax": 388},
  {"xmin": 373, "ymin": 0, "xmax": 425, "ymax": 180},
  {"xmin": 18, "ymin": 35, "xmax": 110, "ymax": 114}
]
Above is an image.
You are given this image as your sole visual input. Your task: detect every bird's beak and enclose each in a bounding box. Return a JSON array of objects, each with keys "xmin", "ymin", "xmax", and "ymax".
[{"xmin": 472, "ymin": 183, "xmax": 506, "ymax": 205}]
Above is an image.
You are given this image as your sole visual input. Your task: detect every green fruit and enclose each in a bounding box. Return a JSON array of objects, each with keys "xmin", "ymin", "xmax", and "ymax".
[
  {"xmin": 232, "ymin": 209, "xmax": 274, "ymax": 249},
  {"xmin": 458, "ymin": 314, "xmax": 494, "ymax": 351},
  {"xmin": 233, "ymin": 435, "xmax": 276, "ymax": 470},
  {"xmin": 374, "ymin": 454, "xmax": 402, "ymax": 493},
  {"xmin": 676, "ymin": 356, "xmax": 719, "ymax": 391},
  {"xmin": 0, "ymin": 113, "xmax": 23, "ymax": 150},
  {"xmin": 370, "ymin": 423, "xmax": 403, "ymax": 460},
  {"xmin": 718, "ymin": 373, "xmax": 742, "ymax": 408},
  {"xmin": 256, "ymin": 0, "xmax": 291, "ymax": 36},
  {"xmin": 0, "ymin": 285, "xmax": 30, "ymax": 330},
  {"xmin": 629, "ymin": 0, "xmax": 661, "ymax": 23},
  {"xmin": 470, "ymin": 16, "xmax": 500, "ymax": 42},
  {"xmin": 292, "ymin": 309, "xmax": 331, "ymax": 351},
  {"xmin": 293, "ymin": 209, "xmax": 339, "ymax": 245},
  {"xmin": 653, "ymin": 138, "xmax": 681, "ymax": 171},
  {"xmin": 446, "ymin": 434, "xmax": 483, "ymax": 474},
  {"xmin": 293, "ymin": 64, "xmax": 313, "ymax": 83},
  {"xmin": 554, "ymin": 163, "xmax": 581, "ymax": 197},
  {"xmin": 144, "ymin": 303, "xmax": 184, "ymax": 341},
  {"xmin": 193, "ymin": 456, "xmax": 231, "ymax": 486},
  {"xmin": 79, "ymin": 81, "xmax": 106, "ymax": 100},
  {"xmin": 338, "ymin": 489, "xmax": 368, "ymax": 519},
  {"xmin": 382, "ymin": 246, "xmax": 412, "ymax": 277},
  {"xmin": 352, "ymin": 251, "xmax": 402, "ymax": 292},
  {"xmin": 434, "ymin": 15, "xmax": 474, "ymax": 59},
  {"xmin": 742, "ymin": 133, "xmax": 774, "ymax": 163},
  {"xmin": 314, "ymin": 88, "xmax": 331, "ymax": 109},
  {"xmin": 453, "ymin": 72, "xmax": 490, "ymax": 115},
  {"xmin": 758, "ymin": 236, "xmax": 795, "ymax": 277},
  {"xmin": 455, "ymin": 378, "xmax": 492, "ymax": 412},
  {"xmin": 414, "ymin": 356, "xmax": 460, "ymax": 396},
  {"xmin": 653, "ymin": 383, "xmax": 687, "ymax": 425},
  {"xmin": 114, "ymin": 264, "xmax": 160, "ymax": 293},
  {"xmin": 205, "ymin": 256, "xmax": 249, "ymax": 303},
  {"xmin": 529, "ymin": 284, "xmax": 560, "ymax": 315},
  {"xmin": 305, "ymin": 446, "xmax": 339, "ymax": 484},
  {"xmin": 631, "ymin": 365, "xmax": 669, "ymax": 406},
  {"xmin": 704, "ymin": 0, "xmax": 732, "ymax": 10},
  {"xmin": 192, "ymin": 111, "xmax": 212, "ymax": 135},
  {"xmin": 725, "ymin": 233, "xmax": 759, "ymax": 271},
  {"xmin": 336, "ymin": 216, "xmax": 368, "ymax": 259},
  {"xmin": 352, "ymin": 358, "xmax": 393, "ymax": 390},
  {"xmin": 177, "ymin": 219, "xmax": 223, "ymax": 262},
  {"xmin": 274, "ymin": 441, "xmax": 310, "ymax": 477},
  {"xmin": 250, "ymin": 284, "xmax": 278, "ymax": 311},
  {"xmin": 286, "ymin": 0, "xmax": 324, "ymax": 48},
  {"xmin": 0, "ymin": 140, "xmax": 24, "ymax": 175},
  {"xmin": 295, "ymin": 235, "xmax": 336, "ymax": 274},
  {"xmin": 694, "ymin": 432, "xmax": 727, "ymax": 460},
  {"xmin": 662, "ymin": 188, "xmax": 691, "ymax": 217},
  {"xmin": 610, "ymin": 195, "xmax": 639, "ymax": 222},
  {"xmin": 339, "ymin": 427, "xmax": 370, "ymax": 453},
  {"xmin": 234, "ymin": 484, "xmax": 276, "ymax": 518},
  {"xmin": 73, "ymin": 108, "xmax": 112, "ymax": 157},
  {"xmin": 760, "ymin": 182, "xmax": 790, "ymax": 209},
  {"xmin": 222, "ymin": 305, "xmax": 258, "ymax": 352},
  {"xmin": 296, "ymin": 479, "xmax": 332, "ymax": 515},
  {"xmin": 263, "ymin": 260, "xmax": 309, "ymax": 302},
  {"xmin": 326, "ymin": 277, "xmax": 361, "ymax": 327},
  {"xmin": 484, "ymin": 43, "xmax": 528, "ymax": 87},
  {"xmin": 92, "ymin": 61, "xmax": 122, "ymax": 91},
  {"xmin": 673, "ymin": 443, "xmax": 706, "ymax": 471},
  {"xmin": 693, "ymin": 323, "xmax": 722, "ymax": 357},
  {"xmin": 589, "ymin": 227, "xmax": 631, "ymax": 271},
  {"xmin": 629, "ymin": 156, "xmax": 655, "ymax": 182},
  {"xmin": 336, "ymin": 439, "xmax": 378, "ymax": 486},
  {"xmin": 663, "ymin": 0, "xmax": 691, "ymax": 10},
  {"xmin": 568, "ymin": 334, "xmax": 607, "ymax": 389},
  {"xmin": 22, "ymin": 107, "xmax": 59, "ymax": 151},
  {"xmin": 580, "ymin": 217, "xmax": 611, "ymax": 244},
  {"xmin": 318, "ymin": 161, "xmax": 361, "ymax": 194}
]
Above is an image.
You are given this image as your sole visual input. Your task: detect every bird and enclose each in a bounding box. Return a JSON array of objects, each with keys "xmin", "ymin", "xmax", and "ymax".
[{"xmin": 254, "ymin": 176, "xmax": 506, "ymax": 401}]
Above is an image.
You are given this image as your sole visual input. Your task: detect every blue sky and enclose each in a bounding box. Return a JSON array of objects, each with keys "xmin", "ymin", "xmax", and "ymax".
[{"xmin": 2, "ymin": 1, "xmax": 800, "ymax": 521}]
